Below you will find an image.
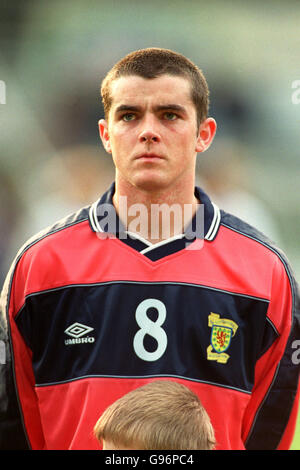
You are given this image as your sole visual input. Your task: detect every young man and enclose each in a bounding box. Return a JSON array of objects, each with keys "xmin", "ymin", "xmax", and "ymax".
[
  {"xmin": 0, "ymin": 48, "xmax": 299, "ymax": 450},
  {"xmin": 94, "ymin": 380, "xmax": 216, "ymax": 450}
]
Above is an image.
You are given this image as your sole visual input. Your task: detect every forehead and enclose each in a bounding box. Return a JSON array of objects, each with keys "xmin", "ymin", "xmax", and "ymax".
[{"xmin": 109, "ymin": 74, "xmax": 194, "ymax": 111}]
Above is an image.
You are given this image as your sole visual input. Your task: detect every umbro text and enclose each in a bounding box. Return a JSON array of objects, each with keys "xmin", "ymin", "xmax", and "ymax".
[{"xmin": 65, "ymin": 336, "xmax": 95, "ymax": 345}]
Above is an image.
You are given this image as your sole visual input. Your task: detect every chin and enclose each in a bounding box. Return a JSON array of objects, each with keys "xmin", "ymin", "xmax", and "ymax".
[{"xmin": 133, "ymin": 177, "xmax": 170, "ymax": 193}]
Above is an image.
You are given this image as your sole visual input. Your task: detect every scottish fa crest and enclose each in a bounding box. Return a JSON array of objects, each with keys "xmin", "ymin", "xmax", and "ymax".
[{"xmin": 207, "ymin": 313, "xmax": 238, "ymax": 364}]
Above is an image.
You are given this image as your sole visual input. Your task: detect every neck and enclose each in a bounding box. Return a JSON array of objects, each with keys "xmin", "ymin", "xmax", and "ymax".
[{"xmin": 113, "ymin": 178, "xmax": 199, "ymax": 244}]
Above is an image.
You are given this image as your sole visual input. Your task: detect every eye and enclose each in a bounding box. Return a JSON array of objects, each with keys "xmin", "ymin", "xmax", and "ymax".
[
  {"xmin": 122, "ymin": 113, "xmax": 136, "ymax": 121},
  {"xmin": 163, "ymin": 112, "xmax": 178, "ymax": 121}
]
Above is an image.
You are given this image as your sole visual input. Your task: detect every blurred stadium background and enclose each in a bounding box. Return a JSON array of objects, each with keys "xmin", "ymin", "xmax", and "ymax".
[{"xmin": 0, "ymin": 0, "xmax": 299, "ymax": 449}]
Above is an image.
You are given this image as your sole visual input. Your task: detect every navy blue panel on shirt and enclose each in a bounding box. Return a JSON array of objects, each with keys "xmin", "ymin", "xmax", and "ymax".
[
  {"xmin": 141, "ymin": 238, "xmax": 195, "ymax": 261},
  {"xmin": 16, "ymin": 282, "xmax": 271, "ymax": 392}
]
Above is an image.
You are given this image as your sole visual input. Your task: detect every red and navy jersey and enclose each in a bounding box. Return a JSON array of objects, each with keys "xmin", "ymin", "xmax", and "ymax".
[{"xmin": 0, "ymin": 183, "xmax": 299, "ymax": 450}]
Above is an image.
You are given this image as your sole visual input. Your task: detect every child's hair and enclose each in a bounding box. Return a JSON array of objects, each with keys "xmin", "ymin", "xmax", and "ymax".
[{"xmin": 94, "ymin": 380, "xmax": 216, "ymax": 450}]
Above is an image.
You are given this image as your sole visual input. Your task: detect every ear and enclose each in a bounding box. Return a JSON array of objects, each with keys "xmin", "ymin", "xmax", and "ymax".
[
  {"xmin": 98, "ymin": 119, "xmax": 112, "ymax": 153},
  {"xmin": 195, "ymin": 118, "xmax": 217, "ymax": 153}
]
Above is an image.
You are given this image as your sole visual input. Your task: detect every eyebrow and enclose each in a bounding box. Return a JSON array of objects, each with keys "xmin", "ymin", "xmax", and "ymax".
[
  {"xmin": 114, "ymin": 104, "xmax": 187, "ymax": 114},
  {"xmin": 155, "ymin": 104, "xmax": 187, "ymax": 114},
  {"xmin": 115, "ymin": 105, "xmax": 141, "ymax": 113}
]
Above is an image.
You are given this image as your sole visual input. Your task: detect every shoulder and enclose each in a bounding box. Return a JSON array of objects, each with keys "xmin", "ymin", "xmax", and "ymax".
[
  {"xmin": 0, "ymin": 206, "xmax": 96, "ymax": 318},
  {"xmin": 11, "ymin": 205, "xmax": 91, "ymax": 270},
  {"xmin": 220, "ymin": 209, "xmax": 277, "ymax": 246},
  {"xmin": 219, "ymin": 209, "xmax": 298, "ymax": 290}
]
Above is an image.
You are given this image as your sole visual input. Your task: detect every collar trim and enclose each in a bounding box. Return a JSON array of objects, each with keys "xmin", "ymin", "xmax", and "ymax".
[
  {"xmin": 205, "ymin": 202, "xmax": 221, "ymax": 241},
  {"xmin": 88, "ymin": 183, "xmax": 221, "ymax": 243}
]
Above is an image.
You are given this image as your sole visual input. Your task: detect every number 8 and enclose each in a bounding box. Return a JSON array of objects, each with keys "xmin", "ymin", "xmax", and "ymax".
[{"xmin": 133, "ymin": 298, "xmax": 168, "ymax": 362}]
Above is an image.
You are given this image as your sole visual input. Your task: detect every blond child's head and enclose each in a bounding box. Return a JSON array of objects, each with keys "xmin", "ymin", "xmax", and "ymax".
[{"xmin": 94, "ymin": 380, "xmax": 215, "ymax": 450}]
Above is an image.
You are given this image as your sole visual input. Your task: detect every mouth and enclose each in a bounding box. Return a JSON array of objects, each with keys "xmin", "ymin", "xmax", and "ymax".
[{"xmin": 135, "ymin": 153, "xmax": 164, "ymax": 161}]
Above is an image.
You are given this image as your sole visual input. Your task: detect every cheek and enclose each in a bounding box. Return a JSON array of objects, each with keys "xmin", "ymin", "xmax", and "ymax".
[
  {"xmin": 107, "ymin": 132, "xmax": 120, "ymax": 155},
  {"xmin": 109, "ymin": 127, "xmax": 134, "ymax": 152},
  {"xmin": 176, "ymin": 132, "xmax": 196, "ymax": 153}
]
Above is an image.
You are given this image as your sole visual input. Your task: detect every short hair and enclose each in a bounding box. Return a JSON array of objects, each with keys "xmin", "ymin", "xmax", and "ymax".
[
  {"xmin": 94, "ymin": 380, "xmax": 216, "ymax": 450},
  {"xmin": 100, "ymin": 47, "xmax": 210, "ymax": 129}
]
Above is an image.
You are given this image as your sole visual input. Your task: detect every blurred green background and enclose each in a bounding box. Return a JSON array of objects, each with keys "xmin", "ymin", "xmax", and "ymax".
[{"xmin": 0, "ymin": 0, "xmax": 299, "ymax": 449}]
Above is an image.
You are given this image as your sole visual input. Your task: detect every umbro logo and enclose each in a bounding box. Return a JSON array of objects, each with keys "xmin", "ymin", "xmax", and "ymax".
[
  {"xmin": 65, "ymin": 322, "xmax": 94, "ymax": 338},
  {"xmin": 64, "ymin": 322, "xmax": 95, "ymax": 345}
]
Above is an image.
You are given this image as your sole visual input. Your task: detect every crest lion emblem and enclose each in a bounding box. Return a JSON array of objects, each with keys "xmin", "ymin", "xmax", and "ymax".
[{"xmin": 207, "ymin": 313, "xmax": 238, "ymax": 364}]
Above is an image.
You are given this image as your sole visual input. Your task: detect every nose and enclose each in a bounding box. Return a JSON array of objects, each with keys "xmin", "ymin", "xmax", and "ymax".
[
  {"xmin": 139, "ymin": 130, "xmax": 160, "ymax": 143},
  {"xmin": 138, "ymin": 116, "xmax": 161, "ymax": 143}
]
